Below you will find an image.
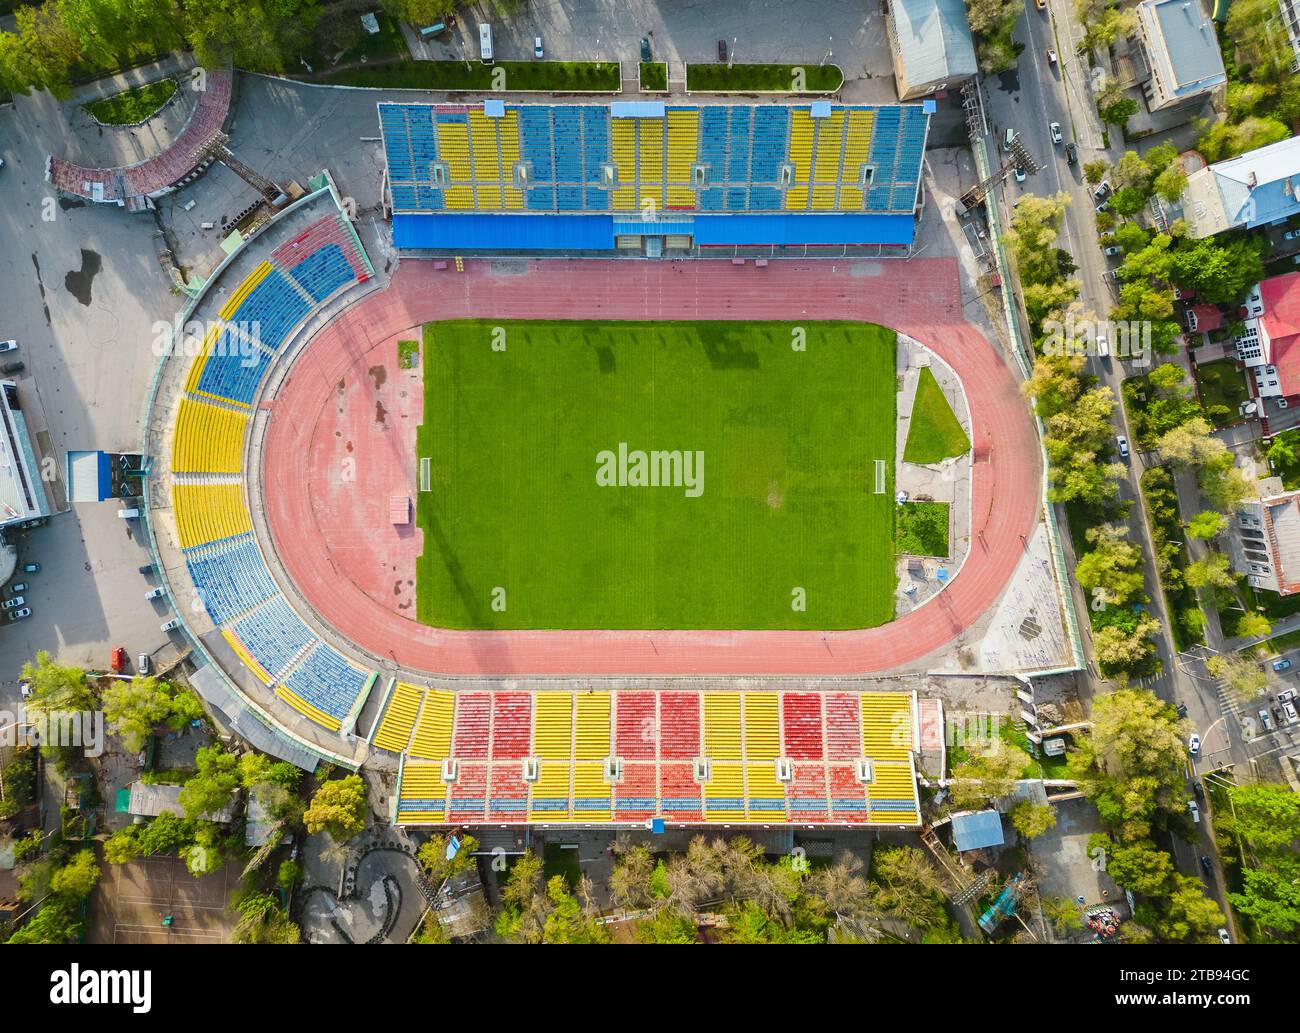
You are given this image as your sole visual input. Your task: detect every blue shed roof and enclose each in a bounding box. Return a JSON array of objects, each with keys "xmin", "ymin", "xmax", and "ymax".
[
  {"xmin": 951, "ymin": 809, "xmax": 1005, "ymax": 852},
  {"xmin": 393, "ymin": 213, "xmax": 615, "ymax": 250},
  {"xmin": 693, "ymin": 213, "xmax": 915, "ymax": 246}
]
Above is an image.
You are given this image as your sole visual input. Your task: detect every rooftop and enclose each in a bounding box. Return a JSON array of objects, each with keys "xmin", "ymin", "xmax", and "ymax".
[
  {"xmin": 1139, "ymin": 0, "xmax": 1226, "ymax": 99},
  {"xmin": 890, "ymin": 0, "xmax": 978, "ymax": 87},
  {"xmin": 951, "ymin": 808, "xmax": 1005, "ymax": 851}
]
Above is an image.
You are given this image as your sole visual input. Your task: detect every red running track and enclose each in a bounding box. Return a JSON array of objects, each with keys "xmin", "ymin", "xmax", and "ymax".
[{"xmin": 261, "ymin": 258, "xmax": 1040, "ymax": 675}]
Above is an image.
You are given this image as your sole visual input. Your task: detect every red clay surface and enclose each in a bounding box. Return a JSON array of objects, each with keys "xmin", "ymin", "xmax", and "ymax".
[{"xmin": 261, "ymin": 258, "xmax": 1040, "ymax": 675}]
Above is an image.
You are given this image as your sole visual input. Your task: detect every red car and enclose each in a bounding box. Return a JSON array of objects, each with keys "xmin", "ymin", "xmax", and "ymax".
[{"xmin": 110, "ymin": 646, "xmax": 127, "ymax": 673}]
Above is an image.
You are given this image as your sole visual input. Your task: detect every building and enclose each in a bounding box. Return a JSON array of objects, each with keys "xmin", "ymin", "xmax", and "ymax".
[
  {"xmin": 1230, "ymin": 480, "xmax": 1300, "ymax": 594},
  {"xmin": 885, "ymin": 0, "xmax": 978, "ymax": 100},
  {"xmin": 0, "ymin": 380, "xmax": 53, "ymax": 529},
  {"xmin": 117, "ymin": 780, "xmax": 240, "ymax": 824},
  {"xmin": 1132, "ymin": 0, "xmax": 1226, "ymax": 112},
  {"xmin": 951, "ymin": 809, "xmax": 1005, "ymax": 852},
  {"xmin": 1182, "ymin": 134, "xmax": 1300, "ymax": 238},
  {"xmin": 1233, "ymin": 272, "xmax": 1300, "ymax": 401},
  {"xmin": 380, "ymin": 100, "xmax": 931, "ymax": 257}
]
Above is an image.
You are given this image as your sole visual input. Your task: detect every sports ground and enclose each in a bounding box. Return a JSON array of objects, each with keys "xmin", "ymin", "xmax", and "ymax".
[{"xmin": 415, "ymin": 318, "xmax": 897, "ymax": 631}]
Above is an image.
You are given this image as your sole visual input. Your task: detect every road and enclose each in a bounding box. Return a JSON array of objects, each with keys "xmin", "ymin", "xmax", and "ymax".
[{"xmin": 980, "ymin": 0, "xmax": 1246, "ymax": 931}]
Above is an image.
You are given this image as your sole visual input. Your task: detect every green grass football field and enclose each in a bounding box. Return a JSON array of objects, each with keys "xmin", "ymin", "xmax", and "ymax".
[{"xmin": 415, "ymin": 319, "xmax": 897, "ymax": 630}]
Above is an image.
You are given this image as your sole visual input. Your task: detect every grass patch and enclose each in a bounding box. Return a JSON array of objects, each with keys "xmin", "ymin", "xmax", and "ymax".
[
  {"xmin": 85, "ymin": 78, "xmax": 176, "ymax": 125},
  {"xmin": 639, "ymin": 61, "xmax": 667, "ymax": 92},
  {"xmin": 398, "ymin": 339, "xmax": 419, "ymax": 370},
  {"xmin": 1251, "ymin": 626, "xmax": 1300, "ymax": 657},
  {"xmin": 416, "ymin": 319, "xmax": 898, "ymax": 630},
  {"xmin": 903, "ymin": 367, "xmax": 970, "ymax": 465},
  {"xmin": 543, "ymin": 843, "xmax": 582, "ymax": 888},
  {"xmin": 897, "ymin": 501, "xmax": 949, "ymax": 557},
  {"xmin": 297, "ymin": 10, "xmax": 409, "ymax": 72},
  {"xmin": 685, "ymin": 62, "xmax": 843, "ymax": 93},
  {"xmin": 1192, "ymin": 359, "xmax": 1249, "ymax": 426},
  {"xmin": 311, "ymin": 59, "xmax": 621, "ymax": 92}
]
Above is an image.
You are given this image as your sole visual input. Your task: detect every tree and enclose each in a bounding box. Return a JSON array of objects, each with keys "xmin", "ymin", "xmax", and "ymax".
[
  {"xmin": 540, "ymin": 875, "xmax": 611, "ymax": 943},
  {"xmin": 382, "ymin": 0, "xmax": 453, "ymax": 26},
  {"xmin": 1008, "ymin": 192, "xmax": 1073, "ymax": 287},
  {"xmin": 1100, "ymin": 97, "xmax": 1138, "ymax": 127},
  {"xmin": 1186, "ymin": 510, "xmax": 1228, "ymax": 540},
  {"xmin": 1185, "ymin": 551, "xmax": 1237, "ymax": 591},
  {"xmin": 102, "ymin": 676, "xmax": 176, "ymax": 753},
  {"xmin": 1067, "ymin": 689, "xmax": 1188, "ymax": 841},
  {"xmin": 50, "ymin": 849, "xmax": 100, "ymax": 898},
  {"xmin": 1156, "ymin": 417, "xmax": 1224, "ymax": 467},
  {"xmin": 178, "ymin": 745, "xmax": 240, "ymax": 819},
  {"xmin": 1157, "ymin": 874, "xmax": 1226, "ymax": 942},
  {"xmin": 416, "ymin": 831, "xmax": 479, "ymax": 884},
  {"xmin": 20, "ymin": 651, "xmax": 96, "ymax": 770},
  {"xmin": 1083, "ymin": 159, "xmax": 1110, "ymax": 185},
  {"xmin": 180, "ymin": 0, "xmax": 324, "ymax": 72},
  {"xmin": 1169, "ymin": 237, "xmax": 1265, "ymax": 306},
  {"xmin": 303, "ymin": 773, "xmax": 368, "ymax": 841},
  {"xmin": 1234, "ymin": 612, "xmax": 1272, "ymax": 639},
  {"xmin": 1200, "ymin": 454, "xmax": 1254, "ymax": 511},
  {"xmin": 1153, "ymin": 163, "xmax": 1188, "ymax": 203},
  {"xmin": 1106, "ymin": 840, "xmax": 1175, "ymax": 895},
  {"xmin": 637, "ymin": 907, "xmax": 698, "ymax": 943},
  {"xmin": 870, "ymin": 846, "xmax": 949, "ymax": 933},
  {"xmin": 1221, "ymin": 783, "xmax": 1300, "ymax": 850},
  {"xmin": 949, "ymin": 740, "xmax": 1029, "ymax": 808},
  {"xmin": 1009, "ymin": 801, "xmax": 1057, "ymax": 839},
  {"xmin": 1092, "ymin": 613, "xmax": 1161, "ymax": 674},
  {"xmin": 609, "ymin": 842, "xmax": 656, "ymax": 911},
  {"xmin": 232, "ymin": 891, "xmax": 301, "ymax": 944},
  {"xmin": 1198, "ymin": 116, "xmax": 1290, "ymax": 163},
  {"xmin": 1074, "ymin": 523, "xmax": 1146, "ymax": 606}
]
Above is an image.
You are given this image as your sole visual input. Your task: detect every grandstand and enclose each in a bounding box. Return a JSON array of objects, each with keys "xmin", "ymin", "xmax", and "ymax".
[
  {"xmin": 380, "ymin": 100, "xmax": 931, "ymax": 254},
  {"xmin": 164, "ymin": 206, "xmax": 378, "ymax": 737},
  {"xmin": 48, "ymin": 69, "xmax": 234, "ymax": 211},
  {"xmin": 388, "ymin": 689, "xmax": 921, "ymax": 827}
]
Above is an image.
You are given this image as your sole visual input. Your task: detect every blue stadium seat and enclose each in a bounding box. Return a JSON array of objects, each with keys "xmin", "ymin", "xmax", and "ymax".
[
  {"xmin": 185, "ymin": 532, "xmax": 279, "ymax": 624},
  {"xmin": 233, "ymin": 596, "xmax": 316, "ymax": 681},
  {"xmin": 283, "ymin": 643, "xmax": 370, "ymax": 721}
]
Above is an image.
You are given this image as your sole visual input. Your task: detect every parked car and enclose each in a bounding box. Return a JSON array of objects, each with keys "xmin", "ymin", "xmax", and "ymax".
[
  {"xmin": 1175, "ymin": 702, "xmax": 1187, "ymax": 718},
  {"xmin": 145, "ymin": 586, "xmax": 166, "ymax": 601},
  {"xmin": 1116, "ymin": 434, "xmax": 1129, "ymax": 460},
  {"xmin": 1014, "ymin": 166, "xmax": 1027, "ymax": 184},
  {"xmin": 1284, "ymin": 700, "xmax": 1299, "ymax": 723},
  {"xmin": 0, "ymin": 340, "xmax": 16, "ymax": 353},
  {"xmin": 8, "ymin": 583, "xmax": 26, "ymax": 594},
  {"xmin": 1280, "ymin": 688, "xmax": 1296, "ymax": 702},
  {"xmin": 110, "ymin": 645, "xmax": 126, "ymax": 673},
  {"xmin": 138, "ymin": 563, "xmax": 154, "ymax": 575},
  {"xmin": 1103, "ymin": 245, "xmax": 1122, "ymax": 257},
  {"xmin": 1094, "ymin": 181, "xmax": 1113, "ymax": 201},
  {"xmin": 1200, "ymin": 855, "xmax": 1214, "ymax": 877},
  {"xmin": 717, "ymin": 38, "xmax": 728, "ymax": 62},
  {"xmin": 1188, "ymin": 799, "xmax": 1200, "ymax": 823},
  {"xmin": 1096, "ymin": 199, "xmax": 1111, "ymax": 213},
  {"xmin": 1188, "ymin": 733, "xmax": 1201, "ymax": 755},
  {"xmin": 1046, "ymin": 47, "xmax": 1058, "ymax": 64},
  {"xmin": 640, "ymin": 36, "xmax": 651, "ymax": 61},
  {"xmin": 161, "ymin": 617, "xmax": 182, "ymax": 632},
  {"xmin": 137, "ymin": 653, "xmax": 151, "ymax": 675},
  {"xmin": 1272, "ymin": 657, "xmax": 1292, "ymax": 671},
  {"xmin": 1192, "ymin": 779, "xmax": 1204, "ymax": 800},
  {"xmin": 1049, "ymin": 121, "xmax": 1062, "ymax": 145},
  {"xmin": 1218, "ymin": 927, "xmax": 1231, "ymax": 944},
  {"xmin": 2, "ymin": 596, "xmax": 24, "ymax": 609},
  {"xmin": 22, "ymin": 563, "xmax": 38, "ymax": 573},
  {"xmin": 1065, "ymin": 142, "xmax": 1078, "ymax": 165},
  {"xmin": 533, "ymin": 36, "xmax": 543, "ymax": 59},
  {"xmin": 7, "ymin": 608, "xmax": 30, "ymax": 621},
  {"xmin": 1, "ymin": 361, "xmax": 23, "ymax": 375},
  {"xmin": 1259, "ymin": 708, "xmax": 1274, "ymax": 731},
  {"xmin": 118, "ymin": 508, "xmax": 140, "ymax": 519},
  {"xmin": 1286, "ymin": 229, "xmax": 1300, "ymax": 240}
]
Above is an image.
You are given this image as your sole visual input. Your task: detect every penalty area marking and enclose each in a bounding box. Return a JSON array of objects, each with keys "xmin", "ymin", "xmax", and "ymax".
[
  {"xmin": 873, "ymin": 459, "xmax": 886, "ymax": 494},
  {"xmin": 420, "ymin": 457, "xmax": 431, "ymax": 492}
]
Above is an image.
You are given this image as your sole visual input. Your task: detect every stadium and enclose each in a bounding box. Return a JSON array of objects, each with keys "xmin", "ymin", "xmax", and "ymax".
[{"xmin": 136, "ymin": 97, "xmax": 1044, "ymax": 831}]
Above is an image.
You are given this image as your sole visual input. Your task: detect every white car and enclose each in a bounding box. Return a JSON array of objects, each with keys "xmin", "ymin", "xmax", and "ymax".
[
  {"xmin": 145, "ymin": 586, "xmax": 166, "ymax": 600},
  {"xmin": 2, "ymin": 596, "xmax": 24, "ymax": 609},
  {"xmin": 1188, "ymin": 799, "xmax": 1200, "ymax": 823},
  {"xmin": 1218, "ymin": 927, "xmax": 1231, "ymax": 944},
  {"xmin": 19, "ymin": 680, "xmax": 31, "ymax": 699},
  {"xmin": 7, "ymin": 608, "xmax": 30, "ymax": 621},
  {"xmin": 1188, "ymin": 733, "xmax": 1200, "ymax": 755},
  {"xmin": 1284, "ymin": 701, "xmax": 1298, "ymax": 723},
  {"xmin": 1014, "ymin": 166, "xmax": 1027, "ymax": 184},
  {"xmin": 1049, "ymin": 121, "xmax": 1062, "ymax": 145},
  {"xmin": 1096, "ymin": 334, "xmax": 1110, "ymax": 357},
  {"xmin": 1116, "ymin": 435, "xmax": 1129, "ymax": 460},
  {"xmin": 0, "ymin": 340, "xmax": 16, "ymax": 353},
  {"xmin": 138, "ymin": 653, "xmax": 151, "ymax": 675},
  {"xmin": 1259, "ymin": 708, "xmax": 1274, "ymax": 731},
  {"xmin": 533, "ymin": 36, "xmax": 543, "ymax": 59},
  {"xmin": 1286, "ymin": 229, "xmax": 1300, "ymax": 241}
]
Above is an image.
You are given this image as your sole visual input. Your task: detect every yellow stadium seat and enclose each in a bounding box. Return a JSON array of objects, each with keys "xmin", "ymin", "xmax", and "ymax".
[
  {"xmin": 374, "ymin": 681, "xmax": 424, "ymax": 754},
  {"xmin": 172, "ymin": 398, "xmax": 249, "ymax": 474},
  {"xmin": 172, "ymin": 483, "xmax": 252, "ymax": 549},
  {"xmin": 704, "ymin": 693, "xmax": 742, "ymax": 760},
  {"xmin": 743, "ymin": 692, "xmax": 780, "ymax": 761},
  {"xmin": 275, "ymin": 683, "xmax": 341, "ymax": 732},
  {"xmin": 703, "ymin": 762, "xmax": 744, "ymax": 821},
  {"xmin": 410, "ymin": 688, "xmax": 454, "ymax": 760},
  {"xmin": 574, "ymin": 692, "xmax": 611, "ymax": 760},
  {"xmin": 861, "ymin": 693, "xmax": 913, "ymax": 761},
  {"xmin": 534, "ymin": 693, "xmax": 574, "ymax": 760}
]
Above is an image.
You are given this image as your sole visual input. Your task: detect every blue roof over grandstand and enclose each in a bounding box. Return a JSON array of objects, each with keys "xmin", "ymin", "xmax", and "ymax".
[
  {"xmin": 393, "ymin": 212, "xmax": 915, "ymax": 250},
  {"xmin": 952, "ymin": 809, "xmax": 1005, "ymax": 852},
  {"xmin": 379, "ymin": 101, "xmax": 929, "ymax": 226}
]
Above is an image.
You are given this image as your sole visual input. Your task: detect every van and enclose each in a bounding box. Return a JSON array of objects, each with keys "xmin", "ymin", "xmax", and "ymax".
[
  {"xmin": 161, "ymin": 617, "xmax": 181, "ymax": 632},
  {"xmin": 1003, "ymin": 127, "xmax": 1015, "ymax": 153},
  {"xmin": 1188, "ymin": 800, "xmax": 1200, "ymax": 823},
  {"xmin": 479, "ymin": 23, "xmax": 493, "ymax": 64},
  {"xmin": 118, "ymin": 508, "xmax": 140, "ymax": 519},
  {"xmin": 1284, "ymin": 701, "xmax": 1298, "ymax": 723}
]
